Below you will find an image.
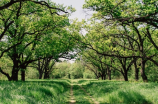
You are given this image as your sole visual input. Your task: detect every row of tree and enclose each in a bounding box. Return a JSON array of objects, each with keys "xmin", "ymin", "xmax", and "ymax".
[
  {"xmin": 0, "ymin": 0, "xmax": 158, "ymax": 82},
  {"xmin": 0, "ymin": 0, "xmax": 77, "ymax": 81},
  {"xmin": 72, "ymin": 0, "xmax": 158, "ymax": 82}
]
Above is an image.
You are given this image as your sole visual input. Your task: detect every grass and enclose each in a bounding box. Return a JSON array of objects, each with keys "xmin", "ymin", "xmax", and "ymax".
[
  {"xmin": 72, "ymin": 85, "xmax": 92, "ymax": 104},
  {"xmin": 0, "ymin": 79, "xmax": 158, "ymax": 104},
  {"xmin": 0, "ymin": 79, "xmax": 70, "ymax": 104},
  {"xmin": 81, "ymin": 80, "xmax": 158, "ymax": 104}
]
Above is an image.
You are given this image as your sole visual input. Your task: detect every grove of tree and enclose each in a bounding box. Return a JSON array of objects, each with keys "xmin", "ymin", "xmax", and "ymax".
[{"xmin": 0, "ymin": 0, "xmax": 158, "ymax": 82}]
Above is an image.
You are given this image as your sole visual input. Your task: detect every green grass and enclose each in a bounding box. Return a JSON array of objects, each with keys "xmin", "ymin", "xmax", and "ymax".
[
  {"xmin": 72, "ymin": 85, "xmax": 92, "ymax": 104},
  {"xmin": 0, "ymin": 79, "xmax": 70, "ymax": 104},
  {"xmin": 0, "ymin": 79, "xmax": 158, "ymax": 104},
  {"xmin": 81, "ymin": 80, "xmax": 158, "ymax": 104}
]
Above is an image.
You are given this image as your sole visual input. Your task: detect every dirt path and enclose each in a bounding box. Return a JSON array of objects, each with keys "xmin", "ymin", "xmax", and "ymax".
[
  {"xmin": 69, "ymin": 85, "xmax": 76, "ymax": 104},
  {"xmin": 68, "ymin": 80, "xmax": 99, "ymax": 104},
  {"xmin": 79, "ymin": 85, "xmax": 99, "ymax": 104}
]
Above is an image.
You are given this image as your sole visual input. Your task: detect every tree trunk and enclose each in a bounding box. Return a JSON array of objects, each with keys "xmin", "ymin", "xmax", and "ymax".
[
  {"xmin": 39, "ymin": 72, "xmax": 43, "ymax": 79},
  {"xmin": 123, "ymin": 71, "xmax": 128, "ymax": 81},
  {"xmin": 10, "ymin": 57, "xmax": 19, "ymax": 81},
  {"xmin": 97, "ymin": 72, "xmax": 101, "ymax": 80},
  {"xmin": 134, "ymin": 61, "xmax": 139, "ymax": 81},
  {"xmin": 20, "ymin": 65, "xmax": 27, "ymax": 81},
  {"xmin": 11, "ymin": 69, "xmax": 19, "ymax": 81},
  {"xmin": 103, "ymin": 75, "xmax": 106, "ymax": 80},
  {"xmin": 68, "ymin": 73, "xmax": 71, "ymax": 79},
  {"xmin": 101, "ymin": 72, "xmax": 106, "ymax": 80},
  {"xmin": 141, "ymin": 60, "xmax": 148, "ymax": 82},
  {"xmin": 21, "ymin": 70, "xmax": 25, "ymax": 81},
  {"xmin": 101, "ymin": 74, "xmax": 103, "ymax": 80},
  {"xmin": 44, "ymin": 68, "xmax": 50, "ymax": 79},
  {"xmin": 108, "ymin": 69, "xmax": 111, "ymax": 80}
]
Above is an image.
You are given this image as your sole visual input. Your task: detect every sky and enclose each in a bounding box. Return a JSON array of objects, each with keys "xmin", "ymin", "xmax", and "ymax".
[{"xmin": 52, "ymin": 0, "xmax": 92, "ymax": 21}]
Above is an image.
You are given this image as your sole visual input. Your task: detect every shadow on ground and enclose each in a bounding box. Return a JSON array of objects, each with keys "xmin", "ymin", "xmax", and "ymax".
[{"xmin": 109, "ymin": 90, "xmax": 152, "ymax": 104}]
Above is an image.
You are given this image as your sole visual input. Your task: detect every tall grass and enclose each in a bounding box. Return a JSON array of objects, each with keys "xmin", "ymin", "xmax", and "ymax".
[
  {"xmin": 72, "ymin": 85, "xmax": 92, "ymax": 104},
  {"xmin": 0, "ymin": 79, "xmax": 70, "ymax": 104},
  {"xmin": 1, "ymin": 79, "xmax": 158, "ymax": 104},
  {"xmin": 81, "ymin": 80, "xmax": 158, "ymax": 104}
]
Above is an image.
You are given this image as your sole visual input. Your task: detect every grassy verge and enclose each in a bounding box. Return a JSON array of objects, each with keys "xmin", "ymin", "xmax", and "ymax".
[
  {"xmin": 81, "ymin": 80, "xmax": 158, "ymax": 104},
  {"xmin": 0, "ymin": 79, "xmax": 70, "ymax": 104}
]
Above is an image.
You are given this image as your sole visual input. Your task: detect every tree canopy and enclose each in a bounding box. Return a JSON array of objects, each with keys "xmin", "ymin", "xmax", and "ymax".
[{"xmin": 0, "ymin": 0, "xmax": 158, "ymax": 82}]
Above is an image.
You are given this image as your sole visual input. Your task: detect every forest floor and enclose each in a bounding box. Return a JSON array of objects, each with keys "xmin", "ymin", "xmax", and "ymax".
[{"xmin": 0, "ymin": 79, "xmax": 158, "ymax": 104}]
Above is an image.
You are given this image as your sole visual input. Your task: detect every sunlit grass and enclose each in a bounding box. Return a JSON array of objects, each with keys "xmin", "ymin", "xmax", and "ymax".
[
  {"xmin": 0, "ymin": 79, "xmax": 158, "ymax": 104},
  {"xmin": 0, "ymin": 80, "xmax": 70, "ymax": 104},
  {"xmin": 81, "ymin": 80, "xmax": 158, "ymax": 104}
]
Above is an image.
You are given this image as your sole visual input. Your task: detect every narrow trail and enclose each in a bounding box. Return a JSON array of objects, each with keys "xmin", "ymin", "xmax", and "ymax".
[
  {"xmin": 79, "ymin": 85, "xmax": 100, "ymax": 104},
  {"xmin": 68, "ymin": 80, "xmax": 99, "ymax": 104},
  {"xmin": 69, "ymin": 85, "xmax": 76, "ymax": 104}
]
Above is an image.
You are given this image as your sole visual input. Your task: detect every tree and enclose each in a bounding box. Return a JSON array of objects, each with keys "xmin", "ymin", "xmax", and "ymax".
[
  {"xmin": 0, "ymin": 0, "xmax": 68, "ymax": 12},
  {"xmin": 53, "ymin": 62, "xmax": 71, "ymax": 79},
  {"xmin": 71, "ymin": 16, "xmax": 158, "ymax": 81},
  {"xmin": 0, "ymin": 1, "xmax": 74, "ymax": 81},
  {"xmin": 69, "ymin": 61, "xmax": 85, "ymax": 79},
  {"xmin": 83, "ymin": 0, "xmax": 158, "ymax": 82},
  {"xmin": 81, "ymin": 49, "xmax": 110, "ymax": 80},
  {"xmin": 32, "ymin": 34, "xmax": 77, "ymax": 80},
  {"xmin": 83, "ymin": 0, "xmax": 158, "ymax": 28},
  {"xmin": 0, "ymin": 0, "xmax": 72, "ymax": 58}
]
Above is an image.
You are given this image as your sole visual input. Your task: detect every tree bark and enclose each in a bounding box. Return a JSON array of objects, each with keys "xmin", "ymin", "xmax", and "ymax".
[
  {"xmin": 44, "ymin": 68, "xmax": 50, "ymax": 79},
  {"xmin": 39, "ymin": 72, "xmax": 43, "ymax": 79},
  {"xmin": 21, "ymin": 70, "xmax": 25, "ymax": 81},
  {"xmin": 101, "ymin": 74, "xmax": 103, "ymax": 80},
  {"xmin": 108, "ymin": 69, "xmax": 111, "ymax": 80},
  {"xmin": 133, "ymin": 23, "xmax": 147, "ymax": 82},
  {"xmin": 101, "ymin": 70, "xmax": 106, "ymax": 80},
  {"xmin": 20, "ymin": 65, "xmax": 27, "ymax": 81},
  {"xmin": 103, "ymin": 75, "xmax": 106, "ymax": 80},
  {"xmin": 134, "ymin": 61, "xmax": 139, "ymax": 81},
  {"xmin": 10, "ymin": 52, "xmax": 19, "ymax": 81},
  {"xmin": 123, "ymin": 71, "xmax": 128, "ymax": 81},
  {"xmin": 141, "ymin": 59, "xmax": 148, "ymax": 82},
  {"xmin": 11, "ymin": 69, "xmax": 19, "ymax": 81}
]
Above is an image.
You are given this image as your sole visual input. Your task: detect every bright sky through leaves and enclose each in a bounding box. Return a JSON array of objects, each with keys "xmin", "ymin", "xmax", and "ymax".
[{"xmin": 52, "ymin": 0, "xmax": 90, "ymax": 20}]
